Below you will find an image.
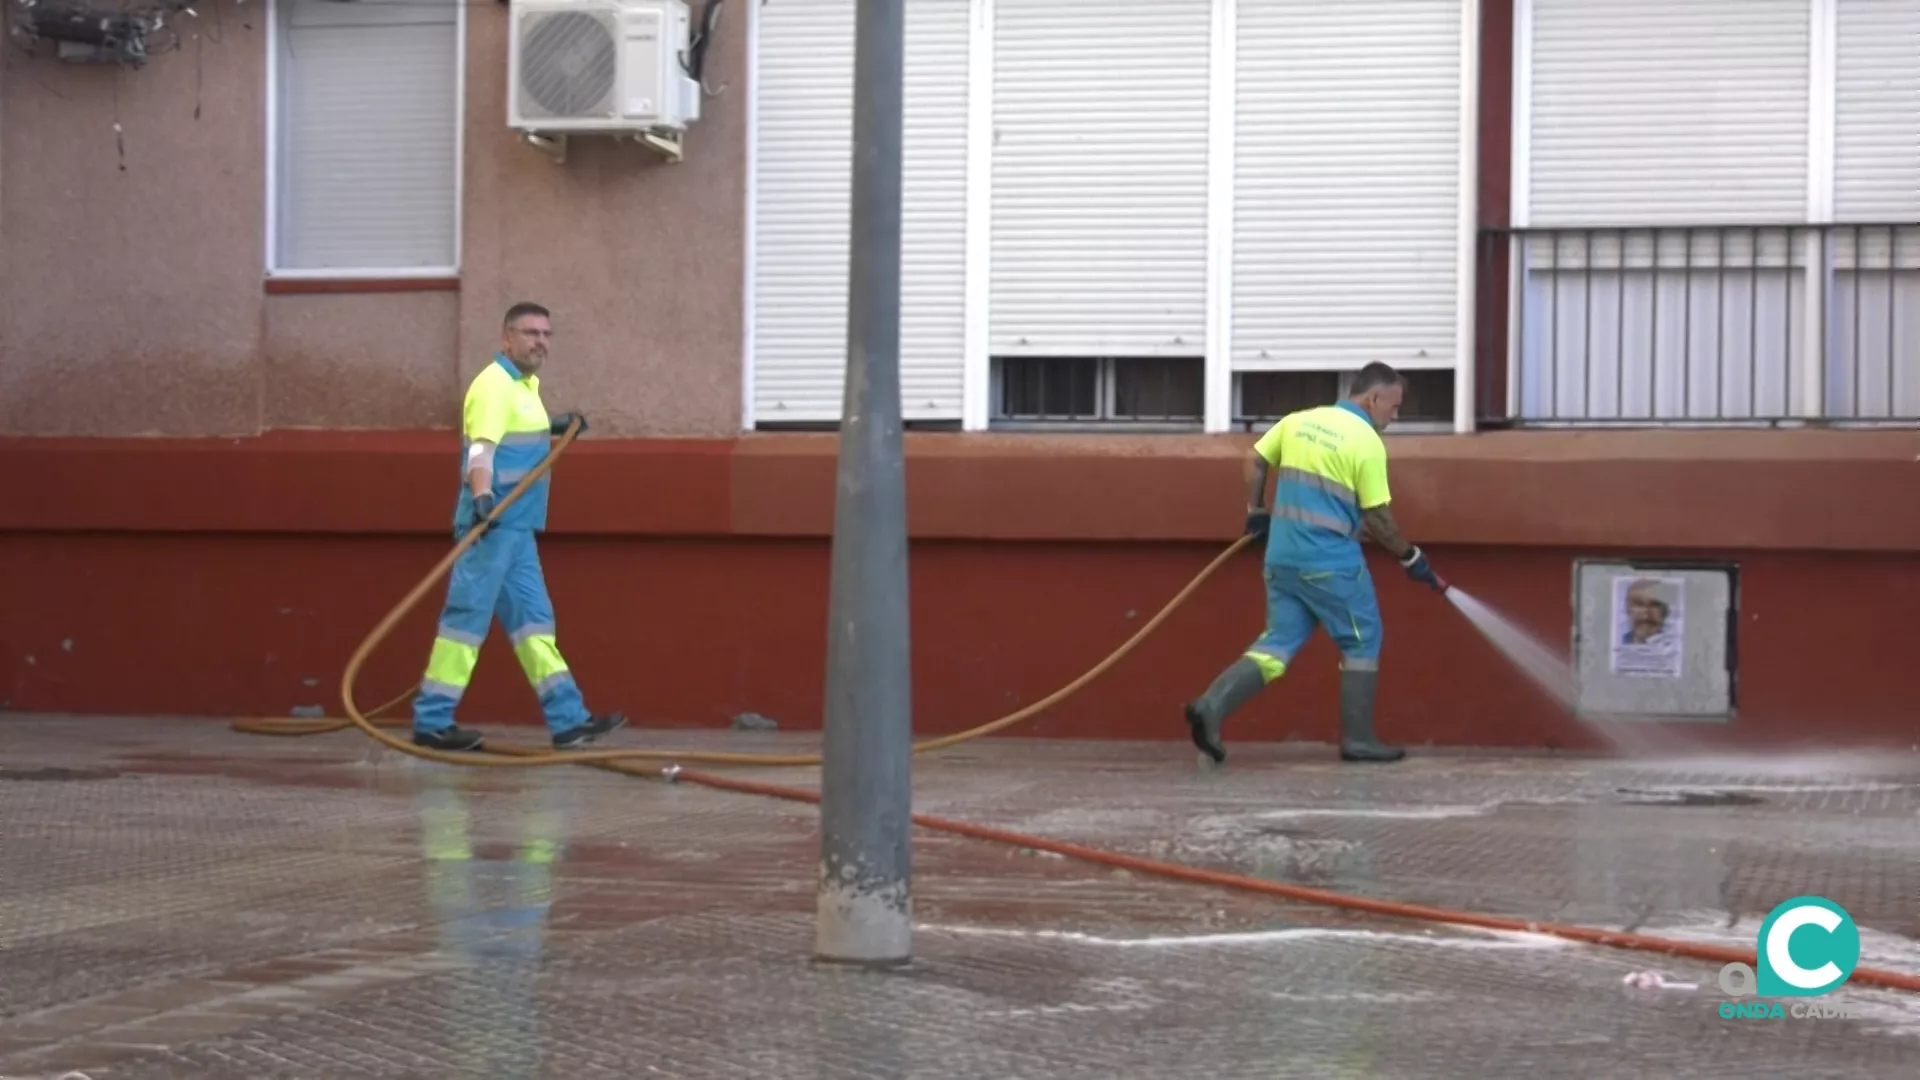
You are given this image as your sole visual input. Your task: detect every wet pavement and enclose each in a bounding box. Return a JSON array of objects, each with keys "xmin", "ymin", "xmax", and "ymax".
[{"xmin": 2, "ymin": 714, "xmax": 1917, "ymax": 1078}]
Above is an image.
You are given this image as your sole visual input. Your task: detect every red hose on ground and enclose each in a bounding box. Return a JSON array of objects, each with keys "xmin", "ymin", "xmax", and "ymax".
[{"xmin": 673, "ymin": 768, "xmax": 1920, "ymax": 996}]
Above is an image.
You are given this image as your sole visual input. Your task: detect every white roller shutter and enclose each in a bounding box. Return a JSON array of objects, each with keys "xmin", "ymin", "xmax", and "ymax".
[
  {"xmin": 989, "ymin": 0, "xmax": 1211, "ymax": 356},
  {"xmin": 273, "ymin": 0, "xmax": 461, "ymax": 272},
  {"xmin": 751, "ymin": 0, "xmax": 969, "ymax": 424},
  {"xmin": 1834, "ymin": 0, "xmax": 1920, "ymax": 221},
  {"xmin": 900, "ymin": 1, "xmax": 972, "ymax": 417},
  {"xmin": 1831, "ymin": 1, "xmax": 1920, "ymax": 419},
  {"xmin": 1231, "ymin": 1, "xmax": 1464, "ymax": 371},
  {"xmin": 1525, "ymin": 0, "xmax": 1811, "ymax": 226}
]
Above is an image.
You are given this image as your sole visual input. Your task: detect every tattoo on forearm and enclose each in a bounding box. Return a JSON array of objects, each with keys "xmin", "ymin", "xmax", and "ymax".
[
  {"xmin": 1362, "ymin": 507, "xmax": 1411, "ymax": 559},
  {"xmin": 1247, "ymin": 459, "xmax": 1271, "ymax": 509}
]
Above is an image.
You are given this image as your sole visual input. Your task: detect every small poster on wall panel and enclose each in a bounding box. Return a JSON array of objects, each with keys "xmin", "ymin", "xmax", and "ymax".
[{"xmin": 1609, "ymin": 574, "xmax": 1685, "ymax": 679}]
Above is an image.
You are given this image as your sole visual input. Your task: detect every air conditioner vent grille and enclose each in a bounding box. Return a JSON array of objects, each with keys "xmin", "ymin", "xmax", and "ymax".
[{"xmin": 517, "ymin": 9, "xmax": 618, "ymax": 119}]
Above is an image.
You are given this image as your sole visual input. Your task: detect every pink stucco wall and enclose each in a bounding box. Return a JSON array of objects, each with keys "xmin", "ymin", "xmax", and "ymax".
[{"xmin": 0, "ymin": 0, "xmax": 747, "ymax": 437}]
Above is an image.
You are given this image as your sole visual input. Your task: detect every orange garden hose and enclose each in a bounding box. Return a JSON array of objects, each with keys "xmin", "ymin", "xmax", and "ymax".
[{"xmin": 231, "ymin": 421, "xmax": 1920, "ymax": 997}]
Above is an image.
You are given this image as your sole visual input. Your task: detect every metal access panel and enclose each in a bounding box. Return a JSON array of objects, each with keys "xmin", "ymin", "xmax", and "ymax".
[{"xmin": 1571, "ymin": 559, "xmax": 1739, "ymax": 722}]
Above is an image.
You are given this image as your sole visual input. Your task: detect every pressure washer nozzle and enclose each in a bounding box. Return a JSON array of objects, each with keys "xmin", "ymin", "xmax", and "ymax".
[{"xmin": 662, "ymin": 764, "xmax": 683, "ymax": 783}]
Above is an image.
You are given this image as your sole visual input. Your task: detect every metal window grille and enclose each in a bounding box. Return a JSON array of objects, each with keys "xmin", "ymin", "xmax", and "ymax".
[{"xmin": 990, "ymin": 357, "xmax": 1205, "ymax": 429}]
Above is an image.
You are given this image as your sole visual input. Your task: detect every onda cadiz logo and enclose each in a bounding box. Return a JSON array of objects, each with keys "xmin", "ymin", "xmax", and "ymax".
[{"xmin": 1717, "ymin": 895, "xmax": 1863, "ymax": 1020}]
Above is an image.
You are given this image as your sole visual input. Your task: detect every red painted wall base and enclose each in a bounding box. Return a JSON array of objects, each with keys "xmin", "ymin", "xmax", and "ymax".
[
  {"xmin": 6, "ymin": 430, "xmax": 1917, "ymax": 751},
  {"xmin": 3, "ymin": 532, "xmax": 1913, "ymax": 752}
]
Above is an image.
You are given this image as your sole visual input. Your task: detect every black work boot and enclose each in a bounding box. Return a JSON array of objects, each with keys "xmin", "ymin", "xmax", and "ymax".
[
  {"xmin": 1337, "ymin": 667, "xmax": 1405, "ymax": 763},
  {"xmin": 414, "ymin": 725, "xmax": 486, "ymax": 752},
  {"xmin": 1185, "ymin": 657, "xmax": 1269, "ymax": 764},
  {"xmin": 552, "ymin": 712, "xmax": 628, "ymax": 750}
]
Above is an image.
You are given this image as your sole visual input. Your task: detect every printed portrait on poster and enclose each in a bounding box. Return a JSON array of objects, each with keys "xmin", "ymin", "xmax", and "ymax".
[{"xmin": 1610, "ymin": 575, "xmax": 1684, "ymax": 678}]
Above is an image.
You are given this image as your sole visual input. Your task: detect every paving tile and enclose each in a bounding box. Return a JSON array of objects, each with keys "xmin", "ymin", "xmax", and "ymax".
[{"xmin": 0, "ymin": 714, "xmax": 1916, "ymax": 1079}]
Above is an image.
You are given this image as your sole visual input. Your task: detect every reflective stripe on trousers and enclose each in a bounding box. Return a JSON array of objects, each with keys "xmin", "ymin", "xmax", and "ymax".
[{"xmin": 413, "ymin": 526, "xmax": 590, "ymax": 734}]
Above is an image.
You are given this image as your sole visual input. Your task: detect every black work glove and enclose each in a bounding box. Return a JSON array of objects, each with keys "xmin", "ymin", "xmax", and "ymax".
[
  {"xmin": 1244, "ymin": 508, "xmax": 1271, "ymax": 542},
  {"xmin": 459, "ymin": 491, "xmax": 496, "ymax": 541},
  {"xmin": 1399, "ymin": 545, "xmax": 1447, "ymax": 593},
  {"xmin": 549, "ymin": 411, "xmax": 589, "ymax": 437}
]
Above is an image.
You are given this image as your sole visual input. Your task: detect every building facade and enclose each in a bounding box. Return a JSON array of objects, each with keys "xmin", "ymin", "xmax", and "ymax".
[
  {"xmin": 750, "ymin": 0, "xmax": 1478, "ymax": 434},
  {"xmin": 2, "ymin": 0, "xmax": 1916, "ymax": 749}
]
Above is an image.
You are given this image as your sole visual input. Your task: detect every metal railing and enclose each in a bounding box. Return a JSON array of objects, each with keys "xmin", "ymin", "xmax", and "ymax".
[{"xmin": 1475, "ymin": 223, "xmax": 1920, "ymax": 427}]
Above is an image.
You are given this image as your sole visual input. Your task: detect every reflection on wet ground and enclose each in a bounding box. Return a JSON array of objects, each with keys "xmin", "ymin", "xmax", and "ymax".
[{"xmin": 3, "ymin": 715, "xmax": 1917, "ymax": 1077}]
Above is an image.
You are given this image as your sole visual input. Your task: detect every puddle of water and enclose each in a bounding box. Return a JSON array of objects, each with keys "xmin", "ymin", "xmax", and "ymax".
[
  {"xmin": 1627, "ymin": 750, "xmax": 1920, "ymax": 782},
  {"xmin": 921, "ymin": 923, "xmax": 1575, "ymax": 951},
  {"xmin": 1250, "ymin": 804, "xmax": 1500, "ymax": 822},
  {"xmin": 0, "ymin": 765, "xmax": 123, "ymax": 782},
  {"xmin": 1613, "ymin": 788, "xmax": 1767, "ymax": 807}
]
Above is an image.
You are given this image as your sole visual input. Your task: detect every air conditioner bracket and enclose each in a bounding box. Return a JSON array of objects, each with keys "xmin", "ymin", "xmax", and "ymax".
[
  {"xmin": 522, "ymin": 131, "xmax": 568, "ymax": 165},
  {"xmin": 516, "ymin": 128, "xmax": 686, "ymax": 166}
]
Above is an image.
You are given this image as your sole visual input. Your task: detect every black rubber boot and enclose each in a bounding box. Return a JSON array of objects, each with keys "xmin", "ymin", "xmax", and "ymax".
[
  {"xmin": 1337, "ymin": 668, "xmax": 1404, "ymax": 763},
  {"xmin": 1184, "ymin": 657, "xmax": 1268, "ymax": 764}
]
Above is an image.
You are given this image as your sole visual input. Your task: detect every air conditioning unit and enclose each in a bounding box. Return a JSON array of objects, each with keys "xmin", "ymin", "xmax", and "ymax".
[{"xmin": 507, "ymin": 0, "xmax": 701, "ymax": 151}]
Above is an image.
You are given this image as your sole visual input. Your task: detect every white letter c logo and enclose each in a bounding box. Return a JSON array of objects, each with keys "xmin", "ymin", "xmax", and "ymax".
[{"xmin": 1766, "ymin": 905, "xmax": 1842, "ymax": 990}]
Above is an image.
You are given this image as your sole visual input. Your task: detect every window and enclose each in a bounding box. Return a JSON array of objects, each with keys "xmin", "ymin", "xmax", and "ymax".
[
  {"xmin": 990, "ymin": 357, "xmax": 1205, "ymax": 429},
  {"xmin": 268, "ymin": 0, "xmax": 463, "ymax": 277},
  {"xmin": 1233, "ymin": 369, "xmax": 1455, "ymax": 433}
]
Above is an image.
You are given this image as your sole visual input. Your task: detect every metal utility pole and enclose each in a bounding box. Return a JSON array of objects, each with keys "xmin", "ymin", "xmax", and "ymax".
[{"xmin": 814, "ymin": 0, "xmax": 913, "ymax": 967}]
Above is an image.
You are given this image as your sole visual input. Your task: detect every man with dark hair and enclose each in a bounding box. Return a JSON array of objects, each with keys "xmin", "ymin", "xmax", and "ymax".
[
  {"xmin": 1183, "ymin": 360, "xmax": 1446, "ymax": 765},
  {"xmin": 409, "ymin": 302, "xmax": 626, "ymax": 752},
  {"xmin": 503, "ymin": 300, "xmax": 550, "ymax": 326}
]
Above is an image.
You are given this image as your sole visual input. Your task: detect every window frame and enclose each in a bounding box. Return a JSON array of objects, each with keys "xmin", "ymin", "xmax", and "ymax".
[
  {"xmin": 988, "ymin": 355, "xmax": 1209, "ymax": 431},
  {"xmin": 262, "ymin": 0, "xmax": 467, "ymax": 281}
]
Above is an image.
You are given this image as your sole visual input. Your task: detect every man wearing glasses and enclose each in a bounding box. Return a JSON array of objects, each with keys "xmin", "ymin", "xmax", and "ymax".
[{"xmin": 410, "ymin": 301, "xmax": 627, "ymax": 753}]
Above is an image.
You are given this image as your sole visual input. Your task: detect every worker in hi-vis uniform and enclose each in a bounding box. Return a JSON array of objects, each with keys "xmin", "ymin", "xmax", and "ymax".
[
  {"xmin": 1184, "ymin": 361, "xmax": 1446, "ymax": 766},
  {"xmin": 410, "ymin": 301, "xmax": 626, "ymax": 753}
]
